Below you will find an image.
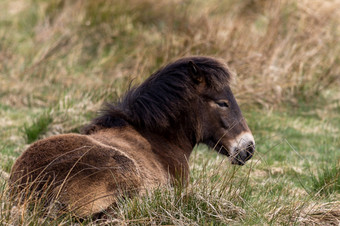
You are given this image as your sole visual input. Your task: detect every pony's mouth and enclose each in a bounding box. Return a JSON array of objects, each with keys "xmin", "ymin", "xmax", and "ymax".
[
  {"xmin": 230, "ymin": 142, "xmax": 255, "ymax": 165},
  {"xmin": 230, "ymin": 149, "xmax": 246, "ymax": 165},
  {"xmin": 206, "ymin": 138, "xmax": 255, "ymax": 166},
  {"xmin": 215, "ymin": 145, "xmax": 247, "ymax": 165}
]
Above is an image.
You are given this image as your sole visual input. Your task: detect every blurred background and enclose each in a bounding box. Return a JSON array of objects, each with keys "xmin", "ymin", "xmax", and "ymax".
[
  {"xmin": 1, "ymin": 0, "xmax": 339, "ymax": 108},
  {"xmin": 0, "ymin": 0, "xmax": 339, "ymax": 224}
]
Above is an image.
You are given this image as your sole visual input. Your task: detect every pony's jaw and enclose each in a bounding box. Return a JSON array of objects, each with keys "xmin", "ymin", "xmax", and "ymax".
[{"xmin": 228, "ymin": 132, "xmax": 255, "ymax": 165}]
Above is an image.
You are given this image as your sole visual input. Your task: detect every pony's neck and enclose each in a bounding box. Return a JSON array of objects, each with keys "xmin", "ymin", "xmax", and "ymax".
[{"xmin": 142, "ymin": 130, "xmax": 194, "ymax": 184}]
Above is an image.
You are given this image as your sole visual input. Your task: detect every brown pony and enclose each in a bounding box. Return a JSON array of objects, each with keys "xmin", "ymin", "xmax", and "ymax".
[{"xmin": 9, "ymin": 56, "xmax": 255, "ymax": 217}]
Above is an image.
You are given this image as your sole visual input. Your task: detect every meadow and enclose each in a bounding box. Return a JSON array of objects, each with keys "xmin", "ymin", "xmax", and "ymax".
[{"xmin": 0, "ymin": 0, "xmax": 339, "ymax": 224}]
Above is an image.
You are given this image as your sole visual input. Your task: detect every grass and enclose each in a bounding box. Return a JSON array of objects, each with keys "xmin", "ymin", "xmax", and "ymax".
[
  {"xmin": 310, "ymin": 163, "xmax": 340, "ymax": 196},
  {"xmin": 2, "ymin": 98, "xmax": 339, "ymax": 225},
  {"xmin": 23, "ymin": 111, "xmax": 53, "ymax": 144},
  {"xmin": 1, "ymin": 0, "xmax": 340, "ymax": 224}
]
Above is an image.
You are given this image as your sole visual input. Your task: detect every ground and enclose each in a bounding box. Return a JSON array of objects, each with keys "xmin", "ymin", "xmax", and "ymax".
[{"xmin": 0, "ymin": 0, "xmax": 339, "ymax": 224}]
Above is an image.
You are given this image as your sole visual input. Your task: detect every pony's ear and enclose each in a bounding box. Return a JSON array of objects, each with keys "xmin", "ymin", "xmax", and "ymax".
[{"xmin": 188, "ymin": 61, "xmax": 205, "ymax": 84}]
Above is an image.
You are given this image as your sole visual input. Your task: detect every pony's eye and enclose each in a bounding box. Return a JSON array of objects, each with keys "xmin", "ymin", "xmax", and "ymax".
[{"xmin": 216, "ymin": 101, "xmax": 229, "ymax": 108}]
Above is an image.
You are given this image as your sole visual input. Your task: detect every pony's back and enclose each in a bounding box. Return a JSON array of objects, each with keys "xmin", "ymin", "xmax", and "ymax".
[{"xmin": 9, "ymin": 126, "xmax": 167, "ymax": 216}]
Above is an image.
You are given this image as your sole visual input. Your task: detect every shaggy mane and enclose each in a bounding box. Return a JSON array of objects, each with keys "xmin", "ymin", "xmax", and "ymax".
[{"xmin": 83, "ymin": 56, "xmax": 231, "ymax": 135}]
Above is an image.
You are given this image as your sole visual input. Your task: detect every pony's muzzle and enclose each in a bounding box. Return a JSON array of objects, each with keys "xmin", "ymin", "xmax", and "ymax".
[{"xmin": 231, "ymin": 141, "xmax": 255, "ymax": 165}]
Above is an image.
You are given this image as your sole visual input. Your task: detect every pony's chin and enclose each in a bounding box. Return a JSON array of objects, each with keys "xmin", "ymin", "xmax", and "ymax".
[
  {"xmin": 218, "ymin": 147, "xmax": 246, "ymax": 165},
  {"xmin": 230, "ymin": 158, "xmax": 245, "ymax": 165},
  {"xmin": 214, "ymin": 144, "xmax": 230, "ymax": 156},
  {"xmin": 212, "ymin": 144, "xmax": 248, "ymax": 166}
]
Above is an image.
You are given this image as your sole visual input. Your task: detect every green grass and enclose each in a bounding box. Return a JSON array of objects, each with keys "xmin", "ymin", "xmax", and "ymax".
[
  {"xmin": 310, "ymin": 163, "xmax": 340, "ymax": 196},
  {"xmin": 1, "ymin": 97, "xmax": 339, "ymax": 224},
  {"xmin": 23, "ymin": 111, "xmax": 53, "ymax": 144},
  {"xmin": 1, "ymin": 0, "xmax": 340, "ymax": 224}
]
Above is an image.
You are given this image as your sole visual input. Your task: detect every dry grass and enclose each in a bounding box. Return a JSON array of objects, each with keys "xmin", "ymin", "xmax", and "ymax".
[
  {"xmin": 295, "ymin": 201, "xmax": 340, "ymax": 225},
  {"xmin": 1, "ymin": 0, "xmax": 339, "ymax": 108},
  {"xmin": 1, "ymin": 0, "xmax": 340, "ymax": 225},
  {"xmin": 2, "ymin": 146, "xmax": 338, "ymax": 225}
]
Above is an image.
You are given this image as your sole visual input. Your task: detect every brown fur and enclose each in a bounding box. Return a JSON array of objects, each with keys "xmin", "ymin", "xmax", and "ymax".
[
  {"xmin": 10, "ymin": 127, "xmax": 170, "ymax": 216},
  {"xmin": 9, "ymin": 56, "xmax": 254, "ymax": 217}
]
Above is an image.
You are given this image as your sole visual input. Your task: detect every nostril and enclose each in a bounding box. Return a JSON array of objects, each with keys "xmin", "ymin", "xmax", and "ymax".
[
  {"xmin": 248, "ymin": 141, "xmax": 255, "ymax": 152},
  {"xmin": 245, "ymin": 141, "xmax": 255, "ymax": 159}
]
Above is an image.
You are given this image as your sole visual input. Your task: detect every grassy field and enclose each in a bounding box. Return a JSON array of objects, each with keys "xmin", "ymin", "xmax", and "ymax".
[{"xmin": 0, "ymin": 0, "xmax": 339, "ymax": 225}]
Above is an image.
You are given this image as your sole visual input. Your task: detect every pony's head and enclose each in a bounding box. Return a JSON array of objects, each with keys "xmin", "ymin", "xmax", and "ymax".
[
  {"xmin": 84, "ymin": 56, "xmax": 255, "ymax": 165},
  {"xmin": 185, "ymin": 57, "xmax": 255, "ymax": 165}
]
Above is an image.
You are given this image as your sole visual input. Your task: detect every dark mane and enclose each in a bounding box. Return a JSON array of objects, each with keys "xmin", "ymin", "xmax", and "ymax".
[{"xmin": 83, "ymin": 56, "xmax": 231, "ymax": 137}]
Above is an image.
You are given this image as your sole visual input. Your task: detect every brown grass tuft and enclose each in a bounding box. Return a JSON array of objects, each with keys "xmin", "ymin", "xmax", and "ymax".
[{"xmin": 295, "ymin": 201, "xmax": 340, "ymax": 225}]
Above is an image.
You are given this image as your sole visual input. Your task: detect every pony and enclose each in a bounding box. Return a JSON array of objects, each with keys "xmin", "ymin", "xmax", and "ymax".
[{"xmin": 9, "ymin": 56, "xmax": 255, "ymax": 217}]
